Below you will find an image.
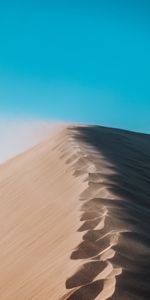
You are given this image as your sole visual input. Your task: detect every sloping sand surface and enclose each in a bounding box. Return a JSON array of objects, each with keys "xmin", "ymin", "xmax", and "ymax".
[{"xmin": 0, "ymin": 125, "xmax": 150, "ymax": 299}]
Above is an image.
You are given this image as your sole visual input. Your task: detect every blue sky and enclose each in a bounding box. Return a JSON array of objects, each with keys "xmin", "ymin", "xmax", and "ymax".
[{"xmin": 0, "ymin": 0, "xmax": 150, "ymax": 133}]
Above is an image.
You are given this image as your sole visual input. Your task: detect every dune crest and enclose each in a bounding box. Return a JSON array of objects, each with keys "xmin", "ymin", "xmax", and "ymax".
[{"xmin": 0, "ymin": 125, "xmax": 150, "ymax": 299}]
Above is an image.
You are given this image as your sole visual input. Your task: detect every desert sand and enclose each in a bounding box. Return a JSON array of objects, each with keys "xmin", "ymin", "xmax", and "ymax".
[{"xmin": 0, "ymin": 124, "xmax": 150, "ymax": 299}]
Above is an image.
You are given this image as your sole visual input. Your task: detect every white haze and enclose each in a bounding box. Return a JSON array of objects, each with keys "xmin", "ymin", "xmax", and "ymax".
[{"xmin": 0, "ymin": 118, "xmax": 59, "ymax": 163}]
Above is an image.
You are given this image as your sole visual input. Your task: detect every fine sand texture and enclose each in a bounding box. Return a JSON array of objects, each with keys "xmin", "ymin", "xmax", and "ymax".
[{"xmin": 0, "ymin": 125, "xmax": 150, "ymax": 299}]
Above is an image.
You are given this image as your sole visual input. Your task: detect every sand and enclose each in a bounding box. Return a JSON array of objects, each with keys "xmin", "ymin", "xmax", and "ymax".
[{"xmin": 0, "ymin": 124, "xmax": 150, "ymax": 299}]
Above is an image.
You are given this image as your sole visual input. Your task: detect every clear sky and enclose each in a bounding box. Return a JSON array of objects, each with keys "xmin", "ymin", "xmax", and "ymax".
[{"xmin": 0, "ymin": 0, "xmax": 150, "ymax": 133}]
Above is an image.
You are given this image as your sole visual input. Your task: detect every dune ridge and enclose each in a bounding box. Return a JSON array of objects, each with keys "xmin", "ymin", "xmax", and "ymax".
[
  {"xmin": 0, "ymin": 124, "xmax": 150, "ymax": 299},
  {"xmin": 61, "ymin": 127, "xmax": 124, "ymax": 300}
]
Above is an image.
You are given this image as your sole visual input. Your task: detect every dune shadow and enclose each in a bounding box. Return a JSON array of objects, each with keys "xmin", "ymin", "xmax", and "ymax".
[
  {"xmin": 71, "ymin": 235, "xmax": 110, "ymax": 260},
  {"xmin": 65, "ymin": 280, "xmax": 103, "ymax": 300},
  {"xmin": 78, "ymin": 217, "xmax": 101, "ymax": 232},
  {"xmin": 66, "ymin": 261, "xmax": 106, "ymax": 289},
  {"xmin": 68, "ymin": 125, "xmax": 150, "ymax": 299}
]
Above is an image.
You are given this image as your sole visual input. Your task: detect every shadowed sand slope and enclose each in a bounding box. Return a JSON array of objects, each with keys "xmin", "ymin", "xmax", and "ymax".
[
  {"xmin": 61, "ymin": 125, "xmax": 150, "ymax": 300},
  {"xmin": 0, "ymin": 125, "xmax": 150, "ymax": 299}
]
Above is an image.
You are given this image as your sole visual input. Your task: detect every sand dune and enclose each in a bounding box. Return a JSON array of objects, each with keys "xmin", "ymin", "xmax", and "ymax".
[{"xmin": 0, "ymin": 125, "xmax": 150, "ymax": 299}]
